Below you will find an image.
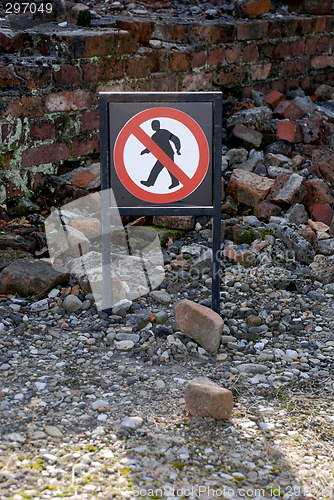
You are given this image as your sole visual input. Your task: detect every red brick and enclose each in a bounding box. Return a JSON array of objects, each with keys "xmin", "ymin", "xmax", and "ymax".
[
  {"xmin": 21, "ymin": 143, "xmax": 70, "ymax": 167},
  {"xmin": 71, "ymin": 136, "xmax": 100, "ymax": 157},
  {"xmin": 8, "ymin": 97, "xmax": 43, "ymax": 118},
  {"xmin": 208, "ymin": 48, "xmax": 225, "ymax": 66},
  {"xmin": 243, "ymin": 44, "xmax": 259, "ymax": 62},
  {"xmin": 226, "ymin": 169, "xmax": 274, "ymax": 206},
  {"xmin": 274, "ymin": 42, "xmax": 290, "ymax": 59},
  {"xmin": 314, "ymin": 17, "xmax": 328, "ymax": 33},
  {"xmin": 310, "ymin": 204, "xmax": 334, "ymax": 226},
  {"xmin": 240, "ymin": 0, "xmax": 272, "ymax": 18},
  {"xmin": 191, "ymin": 51, "xmax": 207, "ymax": 68},
  {"xmin": 264, "ymin": 90, "xmax": 285, "ymax": 108},
  {"xmin": 251, "ymin": 63, "xmax": 272, "ymax": 81},
  {"xmin": 268, "ymin": 18, "xmax": 299, "ymax": 38},
  {"xmin": 236, "ymin": 21, "xmax": 268, "ymax": 41},
  {"xmin": 217, "ymin": 67, "xmax": 244, "ymax": 86},
  {"xmin": 190, "ymin": 25, "xmax": 232, "ymax": 44},
  {"xmin": 175, "ymin": 299, "xmax": 223, "ymax": 354},
  {"xmin": 0, "ymin": 65, "xmax": 19, "ymax": 89},
  {"xmin": 254, "ymin": 200, "xmax": 282, "ymax": 219},
  {"xmin": 185, "ymin": 377, "xmax": 233, "ymax": 420},
  {"xmin": 115, "ymin": 20, "xmax": 153, "ymax": 43},
  {"xmin": 304, "ymin": 179, "xmax": 334, "ymax": 206},
  {"xmin": 30, "ymin": 122, "xmax": 54, "ymax": 141},
  {"xmin": 127, "ymin": 55, "xmax": 155, "ymax": 78},
  {"xmin": 291, "ymin": 40, "xmax": 305, "ymax": 57},
  {"xmin": 1, "ymin": 124, "xmax": 15, "ymax": 142},
  {"xmin": 232, "ymin": 124, "xmax": 263, "ymax": 147},
  {"xmin": 182, "ymin": 73, "xmax": 213, "ymax": 91},
  {"xmin": 15, "ymin": 65, "xmax": 52, "ymax": 89},
  {"xmin": 223, "ymin": 244, "xmax": 255, "ymax": 266},
  {"xmin": 82, "ymin": 110, "xmax": 99, "ymax": 132},
  {"xmin": 282, "ymin": 59, "xmax": 306, "ymax": 77},
  {"xmin": 305, "ymin": 37, "xmax": 319, "ymax": 55},
  {"xmin": 0, "ymin": 32, "xmax": 28, "ymax": 53},
  {"xmin": 82, "ymin": 58, "xmax": 125, "ymax": 83},
  {"xmin": 310, "ymin": 55, "xmax": 334, "ymax": 69},
  {"xmin": 170, "ymin": 52, "xmax": 189, "ymax": 72},
  {"xmin": 299, "ymin": 226, "xmax": 317, "ymax": 248},
  {"xmin": 276, "ymin": 120, "xmax": 303, "ymax": 143},
  {"xmin": 317, "ymin": 36, "xmax": 331, "ymax": 53},
  {"xmin": 312, "ymin": 148, "xmax": 334, "ymax": 188},
  {"xmin": 225, "ymin": 46, "xmax": 242, "ymax": 64},
  {"xmin": 53, "ymin": 64, "xmax": 80, "ymax": 87},
  {"xmin": 288, "ymin": 0, "xmax": 332, "ymax": 14},
  {"xmin": 274, "ymin": 100, "xmax": 306, "ymax": 120},
  {"xmin": 45, "ymin": 90, "xmax": 92, "ymax": 113}
]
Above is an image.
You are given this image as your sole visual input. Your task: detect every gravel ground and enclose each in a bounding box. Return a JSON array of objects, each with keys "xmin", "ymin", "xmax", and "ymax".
[{"xmin": 0, "ymin": 222, "xmax": 334, "ymax": 500}]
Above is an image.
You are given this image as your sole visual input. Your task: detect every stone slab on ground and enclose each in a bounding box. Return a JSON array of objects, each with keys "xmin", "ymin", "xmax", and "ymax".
[
  {"xmin": 174, "ymin": 299, "xmax": 223, "ymax": 354},
  {"xmin": 184, "ymin": 376, "xmax": 233, "ymax": 420},
  {"xmin": 153, "ymin": 216, "xmax": 195, "ymax": 230},
  {"xmin": 0, "ymin": 258, "xmax": 69, "ymax": 297}
]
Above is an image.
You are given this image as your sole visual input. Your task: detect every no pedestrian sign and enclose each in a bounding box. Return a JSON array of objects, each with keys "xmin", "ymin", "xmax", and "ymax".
[{"xmin": 100, "ymin": 93, "xmax": 221, "ymax": 208}]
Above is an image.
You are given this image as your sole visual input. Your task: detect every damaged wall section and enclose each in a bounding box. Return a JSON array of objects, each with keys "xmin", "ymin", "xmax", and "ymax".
[{"xmin": 1, "ymin": 13, "xmax": 334, "ymax": 199}]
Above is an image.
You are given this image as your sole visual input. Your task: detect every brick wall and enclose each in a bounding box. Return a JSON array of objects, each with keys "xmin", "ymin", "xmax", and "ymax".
[{"xmin": 1, "ymin": 14, "xmax": 334, "ymax": 201}]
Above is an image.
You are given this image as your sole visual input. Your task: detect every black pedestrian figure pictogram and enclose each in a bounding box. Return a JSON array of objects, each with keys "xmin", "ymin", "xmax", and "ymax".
[{"xmin": 140, "ymin": 120, "xmax": 181, "ymax": 189}]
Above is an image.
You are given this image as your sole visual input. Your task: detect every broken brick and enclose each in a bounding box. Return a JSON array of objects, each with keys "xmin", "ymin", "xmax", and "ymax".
[
  {"xmin": 274, "ymin": 100, "xmax": 307, "ymax": 120},
  {"xmin": 184, "ymin": 377, "xmax": 233, "ymax": 420},
  {"xmin": 276, "ymin": 120, "xmax": 303, "ymax": 143},
  {"xmin": 232, "ymin": 124, "xmax": 263, "ymax": 148},
  {"xmin": 264, "ymin": 90, "xmax": 285, "ymax": 108},
  {"xmin": 239, "ymin": 0, "xmax": 272, "ymax": 18},
  {"xmin": 304, "ymin": 179, "xmax": 334, "ymax": 206},
  {"xmin": 226, "ymin": 169, "xmax": 274, "ymax": 206},
  {"xmin": 309, "ymin": 203, "xmax": 334, "ymax": 226},
  {"xmin": 254, "ymin": 200, "xmax": 282, "ymax": 220}
]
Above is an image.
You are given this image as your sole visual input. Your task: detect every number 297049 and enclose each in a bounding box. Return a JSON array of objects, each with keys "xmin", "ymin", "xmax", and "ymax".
[{"xmin": 5, "ymin": 3, "xmax": 53, "ymax": 14}]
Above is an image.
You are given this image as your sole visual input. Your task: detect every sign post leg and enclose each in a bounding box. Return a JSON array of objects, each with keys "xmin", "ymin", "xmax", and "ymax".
[
  {"xmin": 101, "ymin": 189, "xmax": 112, "ymax": 314},
  {"xmin": 211, "ymin": 210, "xmax": 221, "ymax": 314}
]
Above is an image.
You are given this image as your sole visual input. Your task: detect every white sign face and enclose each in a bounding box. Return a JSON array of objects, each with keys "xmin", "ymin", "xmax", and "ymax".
[
  {"xmin": 123, "ymin": 117, "xmax": 200, "ymax": 195},
  {"xmin": 113, "ymin": 106, "xmax": 210, "ymax": 205}
]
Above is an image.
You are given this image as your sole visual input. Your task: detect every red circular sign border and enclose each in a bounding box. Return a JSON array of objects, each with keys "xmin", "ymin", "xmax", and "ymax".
[{"xmin": 113, "ymin": 107, "xmax": 210, "ymax": 204}]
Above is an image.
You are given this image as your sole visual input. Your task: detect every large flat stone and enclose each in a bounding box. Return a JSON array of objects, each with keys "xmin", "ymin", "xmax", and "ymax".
[{"xmin": 0, "ymin": 258, "xmax": 69, "ymax": 297}]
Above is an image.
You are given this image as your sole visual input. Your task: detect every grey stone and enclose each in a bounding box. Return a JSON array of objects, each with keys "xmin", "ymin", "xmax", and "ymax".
[
  {"xmin": 115, "ymin": 333, "xmax": 140, "ymax": 342},
  {"xmin": 190, "ymin": 249, "xmax": 212, "ymax": 276},
  {"xmin": 62, "ymin": 295, "xmax": 83, "ymax": 313},
  {"xmin": 30, "ymin": 299, "xmax": 49, "ymax": 312},
  {"xmin": 44, "ymin": 425, "xmax": 63, "ymax": 438},
  {"xmin": 114, "ymin": 340, "xmax": 134, "ymax": 350},
  {"xmin": 276, "ymin": 225, "xmax": 316, "ymax": 264},
  {"xmin": 120, "ymin": 416, "xmax": 143, "ymax": 429},
  {"xmin": 236, "ymin": 363, "xmax": 269, "ymax": 374},
  {"xmin": 267, "ymin": 166, "xmax": 292, "ymax": 178},
  {"xmin": 286, "ymin": 204, "xmax": 309, "ymax": 225},
  {"xmin": 112, "ymin": 299, "xmax": 132, "ymax": 316},
  {"xmin": 92, "ymin": 399, "xmax": 109, "ymax": 409},
  {"xmin": 226, "ymin": 148, "xmax": 248, "ymax": 165},
  {"xmin": 227, "ymin": 107, "xmax": 273, "ymax": 131},
  {"xmin": 126, "ymin": 314, "xmax": 150, "ymax": 331},
  {"xmin": 155, "ymin": 311, "xmax": 168, "ymax": 324},
  {"xmin": 310, "ymin": 254, "xmax": 334, "ymax": 283},
  {"xmin": 317, "ymin": 239, "xmax": 334, "ymax": 256},
  {"xmin": 149, "ymin": 290, "xmax": 172, "ymax": 304}
]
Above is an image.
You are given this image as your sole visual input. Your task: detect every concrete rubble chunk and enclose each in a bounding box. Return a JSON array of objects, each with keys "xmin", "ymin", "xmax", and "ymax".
[
  {"xmin": 274, "ymin": 100, "xmax": 307, "ymax": 121},
  {"xmin": 184, "ymin": 377, "xmax": 233, "ymax": 420},
  {"xmin": 228, "ymin": 107, "xmax": 273, "ymax": 131},
  {"xmin": 317, "ymin": 239, "xmax": 334, "ymax": 256},
  {"xmin": 174, "ymin": 299, "xmax": 223, "ymax": 354},
  {"xmin": 226, "ymin": 169, "xmax": 274, "ymax": 207},
  {"xmin": 286, "ymin": 204, "xmax": 308, "ymax": 225}
]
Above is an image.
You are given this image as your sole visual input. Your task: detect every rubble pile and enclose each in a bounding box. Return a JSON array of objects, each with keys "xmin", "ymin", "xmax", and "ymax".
[{"xmin": 220, "ymin": 84, "xmax": 334, "ymax": 281}]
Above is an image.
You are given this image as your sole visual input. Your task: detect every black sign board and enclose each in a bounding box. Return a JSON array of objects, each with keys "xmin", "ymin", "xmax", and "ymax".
[{"xmin": 99, "ymin": 92, "xmax": 222, "ymax": 313}]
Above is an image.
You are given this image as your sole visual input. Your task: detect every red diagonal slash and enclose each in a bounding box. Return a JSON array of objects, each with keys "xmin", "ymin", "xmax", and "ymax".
[{"xmin": 132, "ymin": 126, "xmax": 192, "ymax": 186}]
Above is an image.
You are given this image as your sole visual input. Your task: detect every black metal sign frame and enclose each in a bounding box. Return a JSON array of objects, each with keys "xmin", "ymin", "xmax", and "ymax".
[{"xmin": 99, "ymin": 92, "xmax": 222, "ymax": 313}]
